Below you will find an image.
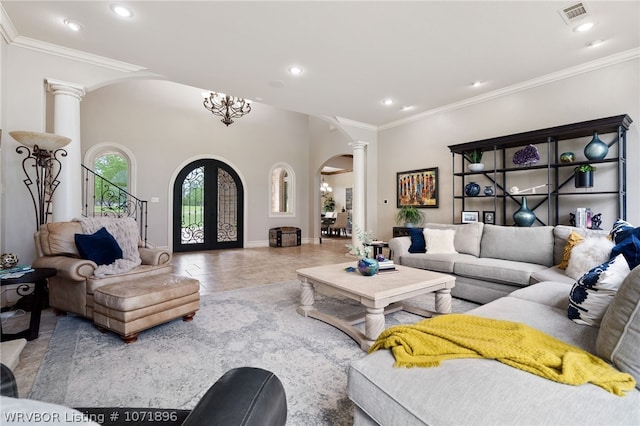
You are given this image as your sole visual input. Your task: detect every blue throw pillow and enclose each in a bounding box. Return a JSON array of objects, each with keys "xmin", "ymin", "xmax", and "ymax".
[
  {"xmin": 407, "ymin": 227, "xmax": 426, "ymax": 253},
  {"xmin": 75, "ymin": 227, "xmax": 123, "ymax": 266},
  {"xmin": 610, "ymin": 219, "xmax": 635, "ymax": 244},
  {"xmin": 611, "ymin": 234, "xmax": 640, "ymax": 270}
]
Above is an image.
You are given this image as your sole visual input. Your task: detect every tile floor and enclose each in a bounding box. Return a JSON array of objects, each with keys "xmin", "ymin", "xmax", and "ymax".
[{"xmin": 5, "ymin": 238, "xmax": 355, "ymax": 397}]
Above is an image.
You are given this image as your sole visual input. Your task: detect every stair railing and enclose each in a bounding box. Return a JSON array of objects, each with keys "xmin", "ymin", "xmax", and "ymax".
[{"xmin": 81, "ymin": 165, "xmax": 148, "ymax": 247}]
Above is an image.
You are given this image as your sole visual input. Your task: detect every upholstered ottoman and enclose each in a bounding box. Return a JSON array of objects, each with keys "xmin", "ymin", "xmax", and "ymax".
[
  {"xmin": 93, "ymin": 274, "xmax": 200, "ymax": 343},
  {"xmin": 269, "ymin": 227, "xmax": 301, "ymax": 247}
]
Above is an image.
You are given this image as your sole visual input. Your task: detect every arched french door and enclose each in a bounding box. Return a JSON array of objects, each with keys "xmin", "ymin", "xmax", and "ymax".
[{"xmin": 173, "ymin": 159, "xmax": 244, "ymax": 252}]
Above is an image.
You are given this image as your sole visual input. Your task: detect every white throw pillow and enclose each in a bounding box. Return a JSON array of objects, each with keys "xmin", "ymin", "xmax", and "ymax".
[
  {"xmin": 423, "ymin": 228, "xmax": 457, "ymax": 254},
  {"xmin": 568, "ymin": 254, "xmax": 630, "ymax": 326},
  {"xmin": 565, "ymin": 237, "xmax": 614, "ymax": 280}
]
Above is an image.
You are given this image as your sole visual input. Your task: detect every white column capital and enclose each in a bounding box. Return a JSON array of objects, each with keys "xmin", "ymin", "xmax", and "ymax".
[
  {"xmin": 46, "ymin": 79, "xmax": 86, "ymax": 100},
  {"xmin": 349, "ymin": 140, "xmax": 369, "ymax": 150}
]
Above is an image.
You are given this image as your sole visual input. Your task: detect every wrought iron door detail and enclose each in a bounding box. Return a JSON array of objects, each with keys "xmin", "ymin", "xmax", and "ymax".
[
  {"xmin": 217, "ymin": 168, "xmax": 238, "ymax": 242},
  {"xmin": 181, "ymin": 166, "xmax": 205, "ymax": 245},
  {"xmin": 173, "ymin": 159, "xmax": 243, "ymax": 252}
]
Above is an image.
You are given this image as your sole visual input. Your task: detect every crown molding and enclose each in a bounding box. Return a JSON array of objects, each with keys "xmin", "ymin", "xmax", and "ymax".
[
  {"xmin": 11, "ymin": 36, "xmax": 146, "ymax": 72},
  {"xmin": 334, "ymin": 116, "xmax": 378, "ymax": 132},
  {"xmin": 379, "ymin": 47, "xmax": 640, "ymax": 131},
  {"xmin": 0, "ymin": 5, "xmax": 145, "ymax": 73},
  {"xmin": 0, "ymin": 3, "xmax": 18, "ymax": 43}
]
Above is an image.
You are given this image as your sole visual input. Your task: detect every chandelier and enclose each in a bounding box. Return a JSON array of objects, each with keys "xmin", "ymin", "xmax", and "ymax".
[
  {"xmin": 320, "ymin": 178, "xmax": 332, "ymax": 193},
  {"xmin": 202, "ymin": 91, "xmax": 251, "ymax": 126}
]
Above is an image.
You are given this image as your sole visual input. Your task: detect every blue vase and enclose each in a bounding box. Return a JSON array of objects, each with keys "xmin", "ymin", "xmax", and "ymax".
[
  {"xmin": 513, "ymin": 197, "xmax": 535, "ymax": 227},
  {"xmin": 357, "ymin": 258, "xmax": 379, "ymax": 276},
  {"xmin": 584, "ymin": 132, "xmax": 608, "ymax": 160},
  {"xmin": 465, "ymin": 182, "xmax": 481, "ymax": 197},
  {"xmin": 484, "ymin": 186, "xmax": 494, "ymax": 196}
]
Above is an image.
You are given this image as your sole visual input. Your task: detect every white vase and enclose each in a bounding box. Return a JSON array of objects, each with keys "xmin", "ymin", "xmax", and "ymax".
[{"xmin": 468, "ymin": 163, "xmax": 484, "ymax": 172}]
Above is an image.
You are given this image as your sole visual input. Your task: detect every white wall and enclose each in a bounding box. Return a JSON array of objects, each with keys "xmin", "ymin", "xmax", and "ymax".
[
  {"xmin": 1, "ymin": 45, "xmax": 139, "ymax": 262},
  {"xmin": 377, "ymin": 59, "xmax": 640, "ymax": 241},
  {"xmin": 80, "ymin": 79, "xmax": 311, "ymax": 248}
]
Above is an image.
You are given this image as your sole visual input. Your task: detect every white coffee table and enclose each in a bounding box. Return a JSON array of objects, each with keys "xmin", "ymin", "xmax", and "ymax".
[{"xmin": 296, "ymin": 262, "xmax": 455, "ymax": 351}]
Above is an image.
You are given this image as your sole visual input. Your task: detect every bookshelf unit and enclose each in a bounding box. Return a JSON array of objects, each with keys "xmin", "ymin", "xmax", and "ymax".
[{"xmin": 448, "ymin": 115, "xmax": 632, "ymax": 227}]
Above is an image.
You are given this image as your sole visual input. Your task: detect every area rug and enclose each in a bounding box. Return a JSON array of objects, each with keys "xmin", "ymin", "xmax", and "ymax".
[{"xmin": 30, "ymin": 280, "xmax": 478, "ymax": 425}]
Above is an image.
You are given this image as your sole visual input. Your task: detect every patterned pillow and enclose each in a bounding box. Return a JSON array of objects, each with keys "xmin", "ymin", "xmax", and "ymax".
[
  {"xmin": 565, "ymin": 237, "xmax": 614, "ymax": 280},
  {"xmin": 597, "ymin": 264, "xmax": 640, "ymax": 389},
  {"xmin": 609, "ymin": 219, "xmax": 634, "ymax": 243},
  {"xmin": 557, "ymin": 231, "xmax": 585, "ymax": 270},
  {"xmin": 611, "ymin": 233, "xmax": 640, "ymax": 270},
  {"xmin": 568, "ymin": 254, "xmax": 630, "ymax": 326},
  {"xmin": 407, "ymin": 227, "xmax": 426, "ymax": 253}
]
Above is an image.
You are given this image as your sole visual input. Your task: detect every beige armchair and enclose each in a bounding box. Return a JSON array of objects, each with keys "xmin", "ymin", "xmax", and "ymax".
[{"xmin": 32, "ymin": 221, "xmax": 172, "ymax": 319}]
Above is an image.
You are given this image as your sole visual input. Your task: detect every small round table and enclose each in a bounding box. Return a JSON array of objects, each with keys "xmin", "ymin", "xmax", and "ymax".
[{"xmin": 1, "ymin": 268, "xmax": 56, "ymax": 341}]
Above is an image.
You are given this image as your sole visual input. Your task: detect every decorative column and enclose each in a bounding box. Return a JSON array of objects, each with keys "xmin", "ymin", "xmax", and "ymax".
[
  {"xmin": 349, "ymin": 141, "xmax": 368, "ymax": 252},
  {"xmin": 46, "ymin": 79, "xmax": 86, "ymax": 222}
]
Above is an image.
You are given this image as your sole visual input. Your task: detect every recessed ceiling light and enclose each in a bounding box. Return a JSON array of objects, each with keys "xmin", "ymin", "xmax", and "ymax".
[
  {"xmin": 382, "ymin": 99, "xmax": 393, "ymax": 106},
  {"xmin": 111, "ymin": 4, "xmax": 133, "ymax": 18},
  {"xmin": 587, "ymin": 39, "xmax": 604, "ymax": 48},
  {"xmin": 288, "ymin": 66, "xmax": 303, "ymax": 75},
  {"xmin": 472, "ymin": 80, "xmax": 483, "ymax": 88},
  {"xmin": 63, "ymin": 19, "xmax": 82, "ymax": 31},
  {"xmin": 401, "ymin": 106, "xmax": 414, "ymax": 112},
  {"xmin": 573, "ymin": 21, "xmax": 594, "ymax": 32}
]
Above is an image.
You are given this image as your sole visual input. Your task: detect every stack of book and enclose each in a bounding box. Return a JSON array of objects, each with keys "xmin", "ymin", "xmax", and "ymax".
[
  {"xmin": 378, "ymin": 259, "xmax": 395, "ymax": 272},
  {"xmin": 0, "ymin": 265, "xmax": 34, "ymax": 279},
  {"xmin": 575, "ymin": 208, "xmax": 592, "ymax": 229}
]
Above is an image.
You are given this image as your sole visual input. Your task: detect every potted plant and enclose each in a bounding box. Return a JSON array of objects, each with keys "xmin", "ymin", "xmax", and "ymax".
[
  {"xmin": 574, "ymin": 164, "xmax": 596, "ymax": 188},
  {"xmin": 323, "ymin": 196, "xmax": 336, "ymax": 212},
  {"xmin": 395, "ymin": 206, "xmax": 425, "ymax": 227},
  {"xmin": 464, "ymin": 149, "xmax": 484, "ymax": 172}
]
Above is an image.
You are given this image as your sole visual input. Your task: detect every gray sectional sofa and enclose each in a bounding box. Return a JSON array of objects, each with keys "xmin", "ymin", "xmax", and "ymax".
[
  {"xmin": 349, "ymin": 223, "xmax": 640, "ymax": 425},
  {"xmin": 388, "ymin": 223, "xmax": 605, "ymax": 304},
  {"xmin": 348, "ymin": 269, "xmax": 640, "ymax": 425}
]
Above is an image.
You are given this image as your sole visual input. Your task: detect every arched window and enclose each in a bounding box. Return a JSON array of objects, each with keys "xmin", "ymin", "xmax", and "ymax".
[
  {"xmin": 270, "ymin": 163, "xmax": 295, "ymax": 217},
  {"xmin": 84, "ymin": 144, "xmax": 136, "ymax": 215}
]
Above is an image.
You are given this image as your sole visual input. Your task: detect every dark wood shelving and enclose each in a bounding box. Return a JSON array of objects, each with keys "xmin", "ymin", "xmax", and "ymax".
[{"xmin": 448, "ymin": 114, "xmax": 631, "ymax": 226}]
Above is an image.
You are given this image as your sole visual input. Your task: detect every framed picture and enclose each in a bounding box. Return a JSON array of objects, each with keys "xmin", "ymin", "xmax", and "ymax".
[
  {"xmin": 461, "ymin": 211, "xmax": 479, "ymax": 223},
  {"xmin": 345, "ymin": 187, "xmax": 352, "ymax": 210},
  {"xmin": 483, "ymin": 210, "xmax": 495, "ymax": 224},
  {"xmin": 396, "ymin": 167, "xmax": 438, "ymax": 208}
]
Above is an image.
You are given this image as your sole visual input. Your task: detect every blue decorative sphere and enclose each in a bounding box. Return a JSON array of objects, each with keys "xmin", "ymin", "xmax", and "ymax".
[
  {"xmin": 357, "ymin": 258, "xmax": 379, "ymax": 276},
  {"xmin": 465, "ymin": 182, "xmax": 481, "ymax": 197}
]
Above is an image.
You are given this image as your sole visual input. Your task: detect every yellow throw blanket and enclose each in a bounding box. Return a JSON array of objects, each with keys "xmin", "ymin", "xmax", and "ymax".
[{"xmin": 369, "ymin": 314, "xmax": 635, "ymax": 396}]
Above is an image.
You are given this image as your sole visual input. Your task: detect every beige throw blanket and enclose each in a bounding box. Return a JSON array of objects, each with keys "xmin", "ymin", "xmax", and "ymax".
[{"xmin": 74, "ymin": 217, "xmax": 142, "ymax": 278}]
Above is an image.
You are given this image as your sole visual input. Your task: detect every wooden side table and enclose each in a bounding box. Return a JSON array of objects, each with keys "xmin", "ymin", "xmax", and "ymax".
[{"xmin": 1, "ymin": 268, "xmax": 56, "ymax": 341}]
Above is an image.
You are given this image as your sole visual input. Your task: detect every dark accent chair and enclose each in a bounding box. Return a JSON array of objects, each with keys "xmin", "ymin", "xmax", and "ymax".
[{"xmin": 1, "ymin": 364, "xmax": 287, "ymax": 426}]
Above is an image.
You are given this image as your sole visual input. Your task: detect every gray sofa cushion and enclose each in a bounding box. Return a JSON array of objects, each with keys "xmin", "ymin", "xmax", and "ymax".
[
  {"xmin": 454, "ymin": 257, "xmax": 548, "ymax": 287},
  {"xmin": 400, "ymin": 252, "xmax": 476, "ymax": 273},
  {"xmin": 480, "ymin": 224, "xmax": 555, "ymax": 266},
  {"xmin": 423, "ymin": 222, "xmax": 484, "ymax": 257},
  {"xmin": 597, "ymin": 265, "xmax": 640, "ymax": 389},
  {"xmin": 530, "ymin": 265, "xmax": 576, "ymax": 285},
  {"xmin": 508, "ymin": 281, "xmax": 572, "ymax": 310}
]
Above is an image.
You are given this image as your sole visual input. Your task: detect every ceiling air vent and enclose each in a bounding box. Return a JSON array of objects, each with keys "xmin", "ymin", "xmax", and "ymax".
[{"xmin": 558, "ymin": 2, "xmax": 591, "ymax": 25}]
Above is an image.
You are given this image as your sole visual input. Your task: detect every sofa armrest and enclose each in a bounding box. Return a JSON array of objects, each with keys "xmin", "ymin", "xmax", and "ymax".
[
  {"xmin": 32, "ymin": 256, "xmax": 96, "ymax": 281},
  {"xmin": 388, "ymin": 237, "xmax": 411, "ymax": 264},
  {"xmin": 138, "ymin": 247, "xmax": 172, "ymax": 266}
]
